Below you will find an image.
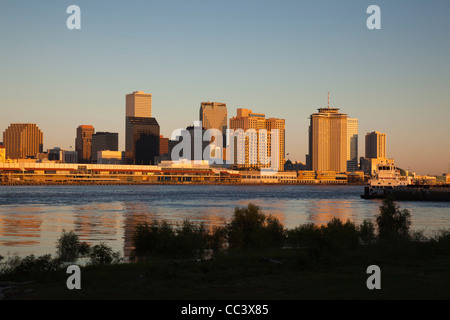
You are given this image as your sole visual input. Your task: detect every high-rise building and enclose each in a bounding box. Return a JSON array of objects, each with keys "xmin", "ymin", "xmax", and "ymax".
[
  {"xmin": 200, "ymin": 102, "xmax": 227, "ymax": 135},
  {"xmin": 365, "ymin": 131, "xmax": 386, "ymax": 159},
  {"xmin": 308, "ymin": 107, "xmax": 348, "ymax": 173},
  {"xmin": 361, "ymin": 131, "xmax": 388, "ymax": 175},
  {"xmin": 75, "ymin": 125, "xmax": 95, "ymax": 163},
  {"xmin": 169, "ymin": 123, "xmax": 210, "ymax": 162},
  {"xmin": 126, "ymin": 91, "xmax": 152, "ymax": 118},
  {"xmin": 347, "ymin": 118, "xmax": 359, "ymax": 172},
  {"xmin": 200, "ymin": 102, "xmax": 228, "ymax": 157},
  {"xmin": 125, "ymin": 117, "xmax": 160, "ymax": 165},
  {"xmin": 3, "ymin": 123, "xmax": 43, "ymax": 159},
  {"xmin": 91, "ymin": 132, "xmax": 119, "ymax": 163},
  {"xmin": 229, "ymin": 108, "xmax": 285, "ymax": 171},
  {"xmin": 125, "ymin": 91, "xmax": 159, "ymax": 165},
  {"xmin": 159, "ymin": 135, "xmax": 169, "ymax": 155}
]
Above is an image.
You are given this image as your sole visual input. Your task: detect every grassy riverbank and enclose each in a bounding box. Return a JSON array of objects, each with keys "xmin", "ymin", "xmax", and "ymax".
[
  {"xmin": 3, "ymin": 246, "xmax": 450, "ymax": 300},
  {"xmin": 2, "ymin": 199, "xmax": 450, "ymax": 300}
]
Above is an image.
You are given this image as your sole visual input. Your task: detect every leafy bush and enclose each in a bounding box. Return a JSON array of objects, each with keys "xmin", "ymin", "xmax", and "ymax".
[
  {"xmin": 209, "ymin": 226, "xmax": 228, "ymax": 251},
  {"xmin": 286, "ymin": 223, "xmax": 323, "ymax": 249},
  {"xmin": 226, "ymin": 203, "xmax": 285, "ymax": 249},
  {"xmin": 432, "ymin": 229, "xmax": 450, "ymax": 254},
  {"xmin": 359, "ymin": 220, "xmax": 376, "ymax": 245},
  {"xmin": 133, "ymin": 220, "xmax": 212, "ymax": 257},
  {"xmin": 0, "ymin": 254, "xmax": 62, "ymax": 275},
  {"xmin": 88, "ymin": 243, "xmax": 122, "ymax": 265},
  {"xmin": 176, "ymin": 220, "xmax": 211, "ymax": 257},
  {"xmin": 376, "ymin": 197, "xmax": 412, "ymax": 243},
  {"xmin": 56, "ymin": 230, "xmax": 81, "ymax": 262},
  {"xmin": 320, "ymin": 218, "xmax": 360, "ymax": 251},
  {"xmin": 287, "ymin": 219, "xmax": 361, "ymax": 253}
]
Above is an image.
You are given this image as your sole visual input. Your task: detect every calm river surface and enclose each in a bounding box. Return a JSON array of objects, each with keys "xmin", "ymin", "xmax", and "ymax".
[{"xmin": 1, "ymin": 185, "xmax": 450, "ymax": 258}]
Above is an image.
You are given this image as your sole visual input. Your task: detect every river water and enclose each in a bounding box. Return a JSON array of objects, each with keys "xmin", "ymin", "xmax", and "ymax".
[{"xmin": 1, "ymin": 185, "xmax": 449, "ymax": 258}]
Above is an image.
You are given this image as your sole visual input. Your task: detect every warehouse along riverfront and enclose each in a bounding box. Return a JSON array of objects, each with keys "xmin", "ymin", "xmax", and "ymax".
[{"xmin": 0, "ymin": 161, "xmax": 362, "ymax": 185}]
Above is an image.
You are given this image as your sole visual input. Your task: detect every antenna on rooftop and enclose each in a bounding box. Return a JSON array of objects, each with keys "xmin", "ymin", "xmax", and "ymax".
[{"xmin": 328, "ymin": 92, "xmax": 330, "ymax": 108}]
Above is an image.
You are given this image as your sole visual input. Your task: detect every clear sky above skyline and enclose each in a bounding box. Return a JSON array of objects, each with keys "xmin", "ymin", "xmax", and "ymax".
[{"xmin": 1, "ymin": 0, "xmax": 449, "ymax": 174}]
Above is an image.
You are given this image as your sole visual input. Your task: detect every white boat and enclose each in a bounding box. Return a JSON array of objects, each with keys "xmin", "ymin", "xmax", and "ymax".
[{"xmin": 361, "ymin": 163, "xmax": 410, "ymax": 199}]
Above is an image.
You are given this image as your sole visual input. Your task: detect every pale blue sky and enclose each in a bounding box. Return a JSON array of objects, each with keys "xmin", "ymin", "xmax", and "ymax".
[{"xmin": 1, "ymin": 0, "xmax": 449, "ymax": 174}]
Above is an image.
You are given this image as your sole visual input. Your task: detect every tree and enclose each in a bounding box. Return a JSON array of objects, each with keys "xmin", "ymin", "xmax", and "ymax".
[
  {"xmin": 376, "ymin": 197, "xmax": 412, "ymax": 243},
  {"xmin": 226, "ymin": 203, "xmax": 285, "ymax": 249}
]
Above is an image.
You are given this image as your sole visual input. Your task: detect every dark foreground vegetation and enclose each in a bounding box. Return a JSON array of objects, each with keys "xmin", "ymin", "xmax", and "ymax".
[{"xmin": 1, "ymin": 197, "xmax": 450, "ymax": 300}]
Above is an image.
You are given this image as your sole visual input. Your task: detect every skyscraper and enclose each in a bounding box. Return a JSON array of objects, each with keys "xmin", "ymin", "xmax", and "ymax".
[
  {"xmin": 125, "ymin": 117, "xmax": 160, "ymax": 165},
  {"xmin": 200, "ymin": 102, "xmax": 228, "ymax": 158},
  {"xmin": 308, "ymin": 107, "xmax": 348, "ymax": 173},
  {"xmin": 199, "ymin": 102, "xmax": 227, "ymax": 135},
  {"xmin": 3, "ymin": 123, "xmax": 43, "ymax": 159},
  {"xmin": 362, "ymin": 131, "xmax": 389, "ymax": 175},
  {"xmin": 126, "ymin": 91, "xmax": 152, "ymax": 118},
  {"xmin": 347, "ymin": 118, "xmax": 359, "ymax": 172},
  {"xmin": 229, "ymin": 108, "xmax": 285, "ymax": 171},
  {"xmin": 125, "ymin": 91, "xmax": 160, "ymax": 165},
  {"xmin": 75, "ymin": 125, "xmax": 95, "ymax": 163},
  {"xmin": 91, "ymin": 132, "xmax": 119, "ymax": 163},
  {"xmin": 365, "ymin": 131, "xmax": 386, "ymax": 159},
  {"xmin": 159, "ymin": 135, "xmax": 169, "ymax": 155},
  {"xmin": 169, "ymin": 123, "xmax": 210, "ymax": 162}
]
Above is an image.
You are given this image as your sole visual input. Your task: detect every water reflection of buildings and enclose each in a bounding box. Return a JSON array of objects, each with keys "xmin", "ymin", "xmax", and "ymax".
[
  {"xmin": 306, "ymin": 199, "xmax": 353, "ymax": 226},
  {"xmin": 122, "ymin": 202, "xmax": 157, "ymax": 258},
  {"xmin": 73, "ymin": 203, "xmax": 124, "ymax": 253},
  {"xmin": 0, "ymin": 207, "xmax": 43, "ymax": 249},
  {"xmin": 120, "ymin": 200, "xmax": 286, "ymax": 258}
]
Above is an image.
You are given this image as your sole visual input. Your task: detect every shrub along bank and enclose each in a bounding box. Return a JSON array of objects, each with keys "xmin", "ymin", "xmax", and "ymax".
[{"xmin": 2, "ymin": 197, "xmax": 450, "ymax": 299}]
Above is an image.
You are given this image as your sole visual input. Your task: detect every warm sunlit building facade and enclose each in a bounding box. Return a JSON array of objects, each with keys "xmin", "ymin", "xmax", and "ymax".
[
  {"xmin": 159, "ymin": 135, "xmax": 169, "ymax": 155},
  {"xmin": 200, "ymin": 102, "xmax": 228, "ymax": 160},
  {"xmin": 229, "ymin": 108, "xmax": 285, "ymax": 171},
  {"xmin": 0, "ymin": 146, "xmax": 5, "ymax": 162},
  {"xmin": 308, "ymin": 108, "xmax": 348, "ymax": 173},
  {"xmin": 125, "ymin": 117, "xmax": 160, "ymax": 165},
  {"xmin": 365, "ymin": 131, "xmax": 386, "ymax": 159},
  {"xmin": 75, "ymin": 125, "xmax": 95, "ymax": 163},
  {"xmin": 347, "ymin": 118, "xmax": 359, "ymax": 172},
  {"xmin": 3, "ymin": 123, "xmax": 43, "ymax": 159},
  {"xmin": 361, "ymin": 131, "xmax": 388, "ymax": 176},
  {"xmin": 126, "ymin": 91, "xmax": 152, "ymax": 118},
  {"xmin": 125, "ymin": 91, "xmax": 160, "ymax": 165},
  {"xmin": 199, "ymin": 102, "xmax": 227, "ymax": 135},
  {"xmin": 91, "ymin": 132, "xmax": 119, "ymax": 163}
]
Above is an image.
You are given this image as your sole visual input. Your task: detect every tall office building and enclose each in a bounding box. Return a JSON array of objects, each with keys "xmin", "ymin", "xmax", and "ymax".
[
  {"xmin": 159, "ymin": 135, "xmax": 169, "ymax": 155},
  {"xmin": 125, "ymin": 117, "xmax": 160, "ymax": 165},
  {"xmin": 229, "ymin": 108, "xmax": 285, "ymax": 171},
  {"xmin": 125, "ymin": 91, "xmax": 159, "ymax": 165},
  {"xmin": 200, "ymin": 102, "xmax": 228, "ymax": 159},
  {"xmin": 347, "ymin": 118, "xmax": 359, "ymax": 172},
  {"xmin": 308, "ymin": 107, "xmax": 348, "ymax": 173},
  {"xmin": 126, "ymin": 91, "xmax": 152, "ymax": 118},
  {"xmin": 200, "ymin": 102, "xmax": 227, "ymax": 135},
  {"xmin": 3, "ymin": 123, "xmax": 43, "ymax": 159},
  {"xmin": 169, "ymin": 123, "xmax": 210, "ymax": 162},
  {"xmin": 75, "ymin": 125, "xmax": 95, "ymax": 163},
  {"xmin": 91, "ymin": 132, "xmax": 119, "ymax": 163},
  {"xmin": 365, "ymin": 131, "xmax": 386, "ymax": 159}
]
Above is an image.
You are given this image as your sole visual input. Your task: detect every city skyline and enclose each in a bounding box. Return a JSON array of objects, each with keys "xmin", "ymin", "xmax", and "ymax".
[{"xmin": 1, "ymin": 1, "xmax": 449, "ymax": 174}]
